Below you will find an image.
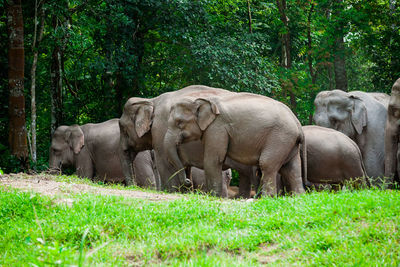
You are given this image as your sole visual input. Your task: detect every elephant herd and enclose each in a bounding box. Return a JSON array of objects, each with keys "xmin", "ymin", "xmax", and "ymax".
[{"xmin": 49, "ymin": 80, "xmax": 400, "ymax": 198}]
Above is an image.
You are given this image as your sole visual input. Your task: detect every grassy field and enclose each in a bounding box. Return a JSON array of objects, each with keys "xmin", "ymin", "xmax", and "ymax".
[{"xmin": 1, "ymin": 175, "xmax": 400, "ymax": 266}]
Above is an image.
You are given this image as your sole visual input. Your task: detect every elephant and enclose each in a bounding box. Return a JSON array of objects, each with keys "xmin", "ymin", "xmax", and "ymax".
[
  {"xmin": 246, "ymin": 126, "xmax": 367, "ymax": 196},
  {"xmin": 302, "ymin": 125, "xmax": 367, "ymax": 188},
  {"xmin": 163, "ymin": 92, "xmax": 306, "ymax": 197},
  {"xmin": 191, "ymin": 167, "xmax": 232, "ymax": 192},
  {"xmin": 119, "ymin": 85, "xmax": 258, "ymax": 195},
  {"xmin": 313, "ymin": 89, "xmax": 390, "ymax": 186},
  {"xmin": 49, "ymin": 119, "xmax": 157, "ymax": 188},
  {"xmin": 385, "ymin": 78, "xmax": 400, "ymax": 181}
]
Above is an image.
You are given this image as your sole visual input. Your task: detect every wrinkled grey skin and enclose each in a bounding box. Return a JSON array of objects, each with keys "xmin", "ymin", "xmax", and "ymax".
[
  {"xmin": 385, "ymin": 78, "xmax": 400, "ymax": 181},
  {"xmin": 314, "ymin": 90, "xmax": 390, "ymax": 185},
  {"xmin": 164, "ymin": 93, "xmax": 306, "ymax": 197},
  {"xmin": 191, "ymin": 167, "xmax": 231, "ymax": 191},
  {"xmin": 119, "ymin": 85, "xmax": 257, "ymax": 195},
  {"xmin": 49, "ymin": 119, "xmax": 157, "ymax": 188}
]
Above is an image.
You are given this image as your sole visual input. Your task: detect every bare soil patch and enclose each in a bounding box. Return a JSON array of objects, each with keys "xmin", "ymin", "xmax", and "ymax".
[{"xmin": 0, "ymin": 173, "xmax": 182, "ymax": 201}]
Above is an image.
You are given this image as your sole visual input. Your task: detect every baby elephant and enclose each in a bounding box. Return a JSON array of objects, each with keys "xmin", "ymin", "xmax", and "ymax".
[
  {"xmin": 303, "ymin": 125, "xmax": 367, "ymax": 189},
  {"xmin": 251, "ymin": 125, "xmax": 368, "ymax": 196},
  {"xmin": 191, "ymin": 167, "xmax": 232, "ymax": 191},
  {"xmin": 49, "ymin": 119, "xmax": 158, "ymax": 188}
]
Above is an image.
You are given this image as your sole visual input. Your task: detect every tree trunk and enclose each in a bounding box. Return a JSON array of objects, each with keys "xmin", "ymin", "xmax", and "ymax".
[
  {"xmin": 276, "ymin": 0, "xmax": 296, "ymax": 114},
  {"xmin": 247, "ymin": 0, "xmax": 253, "ymax": 34},
  {"xmin": 132, "ymin": 31, "xmax": 144, "ymax": 97},
  {"xmin": 334, "ymin": 35, "xmax": 348, "ymax": 91},
  {"xmin": 49, "ymin": 3, "xmax": 87, "ymax": 133},
  {"xmin": 307, "ymin": 2, "xmax": 316, "ymax": 85},
  {"xmin": 389, "ymin": 0, "xmax": 397, "ymax": 83},
  {"xmin": 50, "ymin": 16, "xmax": 63, "ymax": 135},
  {"xmin": 30, "ymin": 0, "xmax": 45, "ymax": 165},
  {"xmin": 307, "ymin": 2, "xmax": 316, "ymax": 124},
  {"xmin": 7, "ymin": 0, "xmax": 29, "ymax": 169},
  {"xmin": 333, "ymin": 0, "xmax": 348, "ymax": 91},
  {"xmin": 115, "ymin": 67, "xmax": 125, "ymax": 114}
]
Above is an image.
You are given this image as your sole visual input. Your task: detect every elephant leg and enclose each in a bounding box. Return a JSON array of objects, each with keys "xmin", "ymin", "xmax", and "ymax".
[
  {"xmin": 204, "ymin": 160, "xmax": 227, "ymax": 197},
  {"xmin": 259, "ymin": 143, "xmax": 293, "ymax": 197},
  {"xmin": 150, "ymin": 150, "xmax": 161, "ymax": 190},
  {"xmin": 203, "ymin": 131, "xmax": 228, "ymax": 197},
  {"xmin": 259, "ymin": 167, "xmax": 278, "ymax": 197},
  {"xmin": 276, "ymin": 173, "xmax": 285, "ymax": 195},
  {"xmin": 154, "ymin": 151, "xmax": 180, "ymax": 192},
  {"xmin": 279, "ymin": 150, "xmax": 305, "ymax": 195},
  {"xmin": 75, "ymin": 154, "xmax": 94, "ymax": 180},
  {"xmin": 364, "ymin": 151, "xmax": 386, "ymax": 188},
  {"xmin": 385, "ymin": 122, "xmax": 399, "ymax": 179},
  {"xmin": 396, "ymin": 145, "xmax": 400, "ymax": 184},
  {"xmin": 238, "ymin": 169, "xmax": 251, "ymax": 198}
]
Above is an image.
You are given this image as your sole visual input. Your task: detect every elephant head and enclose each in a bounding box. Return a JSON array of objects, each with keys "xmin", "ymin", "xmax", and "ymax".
[
  {"xmin": 119, "ymin": 98, "xmax": 154, "ymax": 185},
  {"xmin": 164, "ymin": 98, "xmax": 219, "ymax": 145},
  {"xmin": 164, "ymin": 98, "xmax": 219, "ymax": 187},
  {"xmin": 313, "ymin": 90, "xmax": 367, "ymax": 140},
  {"xmin": 49, "ymin": 125, "xmax": 85, "ymax": 173},
  {"xmin": 385, "ymin": 78, "xmax": 400, "ymax": 178}
]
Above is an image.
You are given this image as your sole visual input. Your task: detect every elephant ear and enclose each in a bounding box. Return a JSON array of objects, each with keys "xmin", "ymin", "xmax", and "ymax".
[
  {"xmin": 350, "ymin": 95, "xmax": 367, "ymax": 135},
  {"xmin": 65, "ymin": 125, "xmax": 85, "ymax": 154},
  {"xmin": 195, "ymin": 98, "xmax": 220, "ymax": 131},
  {"xmin": 134, "ymin": 103, "xmax": 154, "ymax": 138}
]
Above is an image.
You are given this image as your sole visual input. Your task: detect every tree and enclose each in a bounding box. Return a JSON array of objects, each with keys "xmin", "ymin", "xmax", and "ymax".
[
  {"xmin": 50, "ymin": 13, "xmax": 63, "ymax": 135},
  {"xmin": 276, "ymin": 0, "xmax": 296, "ymax": 114},
  {"xmin": 7, "ymin": 0, "xmax": 28, "ymax": 169},
  {"xmin": 332, "ymin": 0, "xmax": 348, "ymax": 91},
  {"xmin": 30, "ymin": 0, "xmax": 45, "ymax": 165}
]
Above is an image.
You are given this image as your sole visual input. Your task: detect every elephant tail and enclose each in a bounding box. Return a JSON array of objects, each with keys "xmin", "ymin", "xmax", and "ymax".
[
  {"xmin": 300, "ymin": 130, "xmax": 311, "ymax": 188},
  {"xmin": 356, "ymin": 145, "xmax": 370, "ymax": 187}
]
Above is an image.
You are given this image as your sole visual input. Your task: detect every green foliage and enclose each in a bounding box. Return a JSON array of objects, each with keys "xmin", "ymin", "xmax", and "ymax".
[{"xmin": 1, "ymin": 180, "xmax": 400, "ymax": 265}]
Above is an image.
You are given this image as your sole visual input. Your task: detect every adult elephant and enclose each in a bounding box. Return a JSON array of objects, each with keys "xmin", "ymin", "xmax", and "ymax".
[
  {"xmin": 313, "ymin": 90, "xmax": 390, "ymax": 186},
  {"xmin": 49, "ymin": 119, "xmax": 157, "ymax": 188},
  {"xmin": 163, "ymin": 93, "xmax": 306, "ymax": 197},
  {"xmin": 385, "ymin": 78, "xmax": 400, "ymax": 181}
]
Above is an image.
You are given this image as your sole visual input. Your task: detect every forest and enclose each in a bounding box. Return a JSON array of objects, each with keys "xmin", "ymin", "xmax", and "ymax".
[{"xmin": 1, "ymin": 0, "xmax": 400, "ymax": 173}]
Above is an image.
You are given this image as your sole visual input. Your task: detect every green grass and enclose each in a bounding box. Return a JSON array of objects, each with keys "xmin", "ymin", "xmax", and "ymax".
[{"xmin": 1, "ymin": 177, "xmax": 400, "ymax": 266}]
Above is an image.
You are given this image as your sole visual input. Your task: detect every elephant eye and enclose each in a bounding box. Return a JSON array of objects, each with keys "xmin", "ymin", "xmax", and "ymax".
[{"xmin": 176, "ymin": 119, "xmax": 184, "ymax": 128}]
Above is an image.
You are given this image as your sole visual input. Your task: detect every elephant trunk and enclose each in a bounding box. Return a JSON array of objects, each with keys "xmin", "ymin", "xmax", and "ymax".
[
  {"xmin": 164, "ymin": 130, "xmax": 192, "ymax": 187},
  {"xmin": 384, "ymin": 124, "xmax": 398, "ymax": 179},
  {"xmin": 119, "ymin": 137, "xmax": 138, "ymax": 186},
  {"xmin": 48, "ymin": 149, "xmax": 62, "ymax": 174}
]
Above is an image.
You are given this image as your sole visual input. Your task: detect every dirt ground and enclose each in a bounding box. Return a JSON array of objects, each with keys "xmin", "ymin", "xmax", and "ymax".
[
  {"xmin": 0, "ymin": 173, "xmax": 244, "ymax": 202},
  {"xmin": 0, "ymin": 173, "xmax": 183, "ymax": 202}
]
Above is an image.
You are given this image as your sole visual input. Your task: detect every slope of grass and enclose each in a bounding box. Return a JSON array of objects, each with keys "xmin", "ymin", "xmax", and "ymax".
[{"xmin": 1, "ymin": 177, "xmax": 400, "ymax": 266}]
